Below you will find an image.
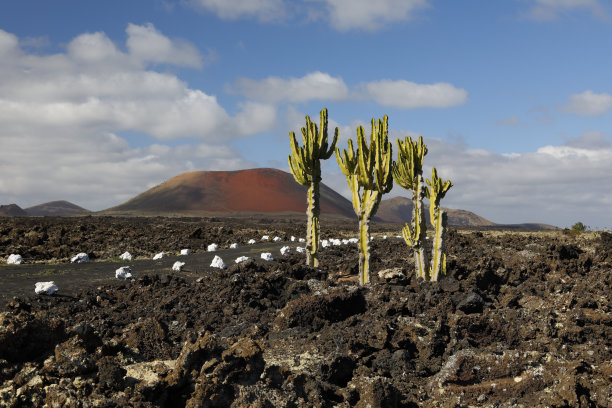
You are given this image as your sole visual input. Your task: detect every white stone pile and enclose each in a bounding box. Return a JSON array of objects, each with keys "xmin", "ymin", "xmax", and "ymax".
[
  {"xmin": 210, "ymin": 255, "xmax": 226, "ymax": 269},
  {"xmin": 153, "ymin": 252, "xmax": 166, "ymax": 260},
  {"xmin": 172, "ymin": 261, "xmax": 185, "ymax": 271},
  {"xmin": 6, "ymin": 254, "xmax": 23, "ymax": 264},
  {"xmin": 35, "ymin": 281, "xmax": 58, "ymax": 295},
  {"xmin": 115, "ymin": 266, "xmax": 134, "ymax": 279},
  {"xmin": 71, "ymin": 253, "xmax": 89, "ymax": 263},
  {"xmin": 119, "ymin": 252, "xmax": 132, "ymax": 261},
  {"xmin": 235, "ymin": 256, "xmax": 250, "ymax": 264},
  {"xmin": 180, "ymin": 249, "xmax": 191, "ymax": 255}
]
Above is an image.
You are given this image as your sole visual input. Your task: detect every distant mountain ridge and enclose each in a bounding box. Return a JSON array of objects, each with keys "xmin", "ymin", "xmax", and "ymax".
[
  {"xmin": 26, "ymin": 200, "xmax": 91, "ymax": 216},
  {"xmin": 103, "ymin": 168, "xmax": 497, "ymax": 227},
  {"xmin": 0, "ymin": 204, "xmax": 29, "ymax": 217},
  {"xmin": 376, "ymin": 196, "xmax": 495, "ymax": 226}
]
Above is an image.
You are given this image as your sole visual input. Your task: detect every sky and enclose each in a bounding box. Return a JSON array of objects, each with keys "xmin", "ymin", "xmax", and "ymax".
[{"xmin": 0, "ymin": 0, "xmax": 611, "ymax": 228}]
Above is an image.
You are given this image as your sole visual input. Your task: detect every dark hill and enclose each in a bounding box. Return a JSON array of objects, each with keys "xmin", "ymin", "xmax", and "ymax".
[
  {"xmin": 377, "ymin": 196, "xmax": 495, "ymax": 226},
  {"xmin": 0, "ymin": 204, "xmax": 28, "ymax": 217},
  {"xmin": 26, "ymin": 200, "xmax": 91, "ymax": 216}
]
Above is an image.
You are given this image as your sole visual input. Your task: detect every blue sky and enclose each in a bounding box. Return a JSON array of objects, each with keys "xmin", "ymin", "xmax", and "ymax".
[{"xmin": 0, "ymin": 0, "xmax": 611, "ymax": 228}]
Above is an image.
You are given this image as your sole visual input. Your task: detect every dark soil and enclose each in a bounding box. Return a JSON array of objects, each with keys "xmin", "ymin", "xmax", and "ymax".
[{"xmin": 0, "ymin": 216, "xmax": 611, "ymax": 407}]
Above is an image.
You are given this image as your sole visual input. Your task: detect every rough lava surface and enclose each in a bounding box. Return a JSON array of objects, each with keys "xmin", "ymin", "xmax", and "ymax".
[{"xmin": 0, "ymin": 216, "xmax": 610, "ymax": 407}]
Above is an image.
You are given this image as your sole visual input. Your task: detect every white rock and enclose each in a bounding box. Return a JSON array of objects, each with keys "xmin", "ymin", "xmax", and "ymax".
[
  {"xmin": 35, "ymin": 281, "xmax": 58, "ymax": 295},
  {"xmin": 383, "ymin": 235, "xmax": 388, "ymax": 240},
  {"xmin": 342, "ymin": 239, "xmax": 349, "ymax": 245},
  {"xmin": 280, "ymin": 246, "xmax": 291, "ymax": 255},
  {"xmin": 248, "ymin": 239, "xmax": 256, "ymax": 245},
  {"xmin": 6, "ymin": 254, "xmax": 23, "ymax": 264},
  {"xmin": 119, "ymin": 251, "xmax": 132, "ymax": 261},
  {"xmin": 378, "ymin": 268, "xmax": 405, "ymax": 281},
  {"xmin": 298, "ymin": 238, "xmax": 306, "ymax": 243},
  {"xmin": 235, "ymin": 256, "xmax": 250, "ymax": 264},
  {"xmin": 321, "ymin": 239, "xmax": 330, "ymax": 248},
  {"xmin": 172, "ymin": 261, "xmax": 185, "ymax": 271},
  {"xmin": 291, "ymin": 236, "xmax": 296, "ymax": 242},
  {"xmin": 296, "ymin": 247, "xmax": 305, "ymax": 253},
  {"xmin": 331, "ymin": 239, "xmax": 342, "ymax": 246},
  {"xmin": 115, "ymin": 266, "xmax": 133, "ymax": 279},
  {"xmin": 210, "ymin": 255, "xmax": 226, "ymax": 269},
  {"xmin": 71, "ymin": 253, "xmax": 89, "ymax": 263},
  {"xmin": 207, "ymin": 243, "xmax": 218, "ymax": 252},
  {"xmin": 230, "ymin": 243, "xmax": 238, "ymax": 249},
  {"xmin": 261, "ymin": 235, "xmax": 270, "ymax": 241},
  {"xmin": 395, "ymin": 235, "xmax": 402, "ymax": 239},
  {"xmin": 180, "ymin": 249, "xmax": 191, "ymax": 256},
  {"xmin": 153, "ymin": 252, "xmax": 166, "ymax": 260},
  {"xmin": 273, "ymin": 236, "xmax": 282, "ymax": 242},
  {"xmin": 261, "ymin": 252, "xmax": 274, "ymax": 261},
  {"xmin": 348, "ymin": 238, "xmax": 359, "ymax": 244}
]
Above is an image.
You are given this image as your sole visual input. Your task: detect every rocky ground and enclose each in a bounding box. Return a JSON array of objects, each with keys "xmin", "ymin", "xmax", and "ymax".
[{"xmin": 0, "ymin": 216, "xmax": 610, "ymax": 407}]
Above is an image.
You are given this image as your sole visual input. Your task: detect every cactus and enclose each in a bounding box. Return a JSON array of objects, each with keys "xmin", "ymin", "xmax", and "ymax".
[
  {"xmin": 393, "ymin": 136, "xmax": 429, "ymax": 279},
  {"xmin": 336, "ymin": 116, "xmax": 393, "ymax": 285},
  {"xmin": 288, "ymin": 108, "xmax": 338, "ymax": 267},
  {"xmin": 426, "ymin": 168, "xmax": 452, "ymax": 281}
]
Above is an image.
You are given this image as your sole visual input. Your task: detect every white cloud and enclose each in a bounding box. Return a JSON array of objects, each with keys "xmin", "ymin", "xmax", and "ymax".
[
  {"xmin": 0, "ymin": 27, "xmax": 272, "ymax": 210},
  {"xmin": 361, "ymin": 80, "xmax": 468, "ymax": 109},
  {"xmin": 562, "ymin": 90, "xmax": 612, "ymax": 116},
  {"xmin": 321, "ymin": 128, "xmax": 612, "ymax": 228},
  {"xmin": 233, "ymin": 73, "xmax": 467, "ymax": 110},
  {"xmin": 126, "ymin": 23, "xmax": 203, "ymax": 68},
  {"xmin": 232, "ymin": 71, "xmax": 349, "ymax": 103},
  {"xmin": 187, "ymin": 0, "xmax": 286, "ymax": 21},
  {"xmin": 526, "ymin": 0, "xmax": 605, "ymax": 20},
  {"xmin": 314, "ymin": 0, "xmax": 429, "ymax": 31}
]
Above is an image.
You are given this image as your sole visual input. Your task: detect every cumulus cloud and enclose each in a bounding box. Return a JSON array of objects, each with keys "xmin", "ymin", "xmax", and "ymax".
[
  {"xmin": 526, "ymin": 0, "xmax": 605, "ymax": 20},
  {"xmin": 320, "ymin": 128, "xmax": 612, "ymax": 228},
  {"xmin": 233, "ymin": 73, "xmax": 467, "ymax": 110},
  {"xmin": 315, "ymin": 0, "xmax": 429, "ymax": 31},
  {"xmin": 561, "ymin": 90, "xmax": 612, "ymax": 116},
  {"xmin": 187, "ymin": 0, "xmax": 286, "ymax": 21},
  {"xmin": 126, "ymin": 23, "xmax": 204, "ymax": 68},
  {"xmin": 0, "ymin": 26, "xmax": 272, "ymax": 210},
  {"xmin": 231, "ymin": 72, "xmax": 349, "ymax": 103},
  {"xmin": 361, "ymin": 80, "xmax": 468, "ymax": 109}
]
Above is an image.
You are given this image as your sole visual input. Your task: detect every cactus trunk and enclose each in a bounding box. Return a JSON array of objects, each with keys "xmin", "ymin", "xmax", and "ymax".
[
  {"xmin": 306, "ymin": 181, "xmax": 320, "ymax": 267},
  {"xmin": 413, "ymin": 174, "xmax": 429, "ymax": 279},
  {"xmin": 358, "ymin": 214, "xmax": 370, "ymax": 284},
  {"xmin": 429, "ymin": 208, "xmax": 447, "ymax": 281}
]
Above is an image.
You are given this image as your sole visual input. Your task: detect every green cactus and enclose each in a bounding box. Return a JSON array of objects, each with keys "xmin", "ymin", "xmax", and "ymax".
[
  {"xmin": 336, "ymin": 116, "xmax": 393, "ymax": 285},
  {"xmin": 426, "ymin": 168, "xmax": 453, "ymax": 281},
  {"xmin": 393, "ymin": 136, "xmax": 429, "ymax": 279},
  {"xmin": 288, "ymin": 108, "xmax": 338, "ymax": 267}
]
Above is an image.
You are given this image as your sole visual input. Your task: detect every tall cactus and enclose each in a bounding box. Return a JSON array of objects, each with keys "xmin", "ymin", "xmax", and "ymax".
[
  {"xmin": 288, "ymin": 108, "xmax": 338, "ymax": 267},
  {"xmin": 336, "ymin": 116, "xmax": 393, "ymax": 285},
  {"xmin": 392, "ymin": 136, "xmax": 429, "ymax": 279},
  {"xmin": 426, "ymin": 168, "xmax": 453, "ymax": 281}
]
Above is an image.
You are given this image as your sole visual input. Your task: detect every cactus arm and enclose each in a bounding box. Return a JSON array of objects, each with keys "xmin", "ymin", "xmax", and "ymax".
[
  {"xmin": 288, "ymin": 108, "xmax": 337, "ymax": 268},
  {"xmin": 336, "ymin": 115, "xmax": 393, "ymax": 285}
]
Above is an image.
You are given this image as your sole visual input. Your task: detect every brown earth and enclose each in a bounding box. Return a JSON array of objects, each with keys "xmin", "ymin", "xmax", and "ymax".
[
  {"xmin": 0, "ymin": 216, "xmax": 610, "ymax": 407},
  {"xmin": 104, "ymin": 168, "xmax": 355, "ymax": 219}
]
